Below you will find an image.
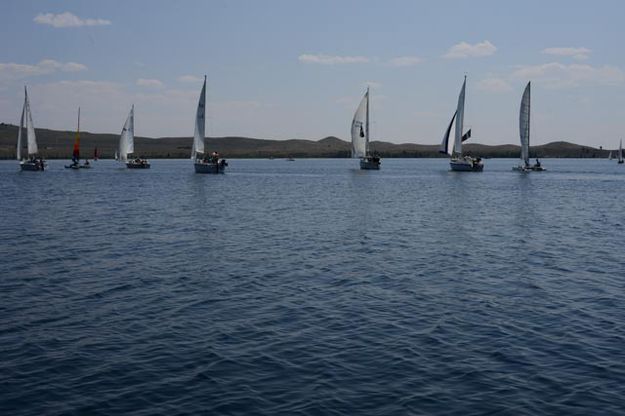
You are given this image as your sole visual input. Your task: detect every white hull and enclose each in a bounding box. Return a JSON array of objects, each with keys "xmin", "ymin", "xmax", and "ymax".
[
  {"xmin": 450, "ymin": 156, "xmax": 483, "ymax": 172},
  {"xmin": 20, "ymin": 159, "xmax": 45, "ymax": 171},
  {"xmin": 126, "ymin": 159, "xmax": 151, "ymax": 169}
]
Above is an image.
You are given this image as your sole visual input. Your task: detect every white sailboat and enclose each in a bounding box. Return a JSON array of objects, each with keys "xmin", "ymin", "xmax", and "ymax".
[
  {"xmin": 192, "ymin": 76, "xmax": 227, "ymax": 173},
  {"xmin": 17, "ymin": 86, "xmax": 45, "ymax": 171},
  {"xmin": 119, "ymin": 105, "xmax": 150, "ymax": 168},
  {"xmin": 608, "ymin": 151, "xmax": 613, "ymax": 160},
  {"xmin": 513, "ymin": 82, "xmax": 544, "ymax": 172},
  {"xmin": 351, "ymin": 86, "xmax": 380, "ymax": 170},
  {"xmin": 618, "ymin": 139, "xmax": 624, "ymax": 164},
  {"xmin": 440, "ymin": 76, "xmax": 483, "ymax": 171}
]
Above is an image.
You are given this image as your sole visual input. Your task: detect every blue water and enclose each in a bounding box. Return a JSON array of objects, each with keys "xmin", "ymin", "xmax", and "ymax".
[{"xmin": 1, "ymin": 158, "xmax": 624, "ymax": 415}]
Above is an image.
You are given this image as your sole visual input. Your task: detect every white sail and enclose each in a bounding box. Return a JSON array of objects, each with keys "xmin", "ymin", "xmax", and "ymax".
[
  {"xmin": 519, "ymin": 82, "xmax": 531, "ymax": 167},
  {"xmin": 453, "ymin": 77, "xmax": 466, "ymax": 156},
  {"xmin": 16, "ymin": 95, "xmax": 25, "ymax": 160},
  {"xmin": 119, "ymin": 105, "xmax": 134, "ymax": 162},
  {"xmin": 351, "ymin": 88, "xmax": 368, "ymax": 158},
  {"xmin": 608, "ymin": 151, "xmax": 613, "ymax": 160},
  {"xmin": 24, "ymin": 87, "xmax": 38, "ymax": 156},
  {"xmin": 619, "ymin": 139, "xmax": 624, "ymax": 163},
  {"xmin": 192, "ymin": 76, "xmax": 206, "ymax": 159}
]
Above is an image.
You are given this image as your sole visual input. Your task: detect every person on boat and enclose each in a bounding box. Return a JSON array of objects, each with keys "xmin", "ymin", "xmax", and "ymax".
[
  {"xmin": 84, "ymin": 159, "xmax": 90, "ymax": 166},
  {"xmin": 535, "ymin": 158, "xmax": 541, "ymax": 167}
]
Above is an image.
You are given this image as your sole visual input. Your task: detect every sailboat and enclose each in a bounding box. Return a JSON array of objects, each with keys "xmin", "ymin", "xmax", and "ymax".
[
  {"xmin": 618, "ymin": 139, "xmax": 624, "ymax": 164},
  {"xmin": 94, "ymin": 146, "xmax": 99, "ymax": 161},
  {"xmin": 351, "ymin": 86, "xmax": 380, "ymax": 170},
  {"xmin": 118, "ymin": 105, "xmax": 150, "ymax": 168},
  {"xmin": 513, "ymin": 82, "xmax": 544, "ymax": 172},
  {"xmin": 192, "ymin": 76, "xmax": 227, "ymax": 173},
  {"xmin": 440, "ymin": 76, "xmax": 483, "ymax": 171},
  {"xmin": 17, "ymin": 86, "xmax": 45, "ymax": 171},
  {"xmin": 608, "ymin": 151, "xmax": 613, "ymax": 160},
  {"xmin": 65, "ymin": 108, "xmax": 91, "ymax": 169}
]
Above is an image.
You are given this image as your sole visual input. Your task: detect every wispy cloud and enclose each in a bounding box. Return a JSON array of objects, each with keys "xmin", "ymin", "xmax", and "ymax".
[
  {"xmin": 34, "ymin": 12, "xmax": 111, "ymax": 28},
  {"xmin": 136, "ymin": 78, "xmax": 163, "ymax": 88},
  {"xmin": 443, "ymin": 40, "xmax": 497, "ymax": 59},
  {"xmin": 542, "ymin": 47, "xmax": 591, "ymax": 60},
  {"xmin": 298, "ymin": 54, "xmax": 369, "ymax": 65},
  {"xmin": 511, "ymin": 62, "xmax": 625, "ymax": 88},
  {"xmin": 476, "ymin": 77, "xmax": 513, "ymax": 93},
  {"xmin": 387, "ymin": 56, "xmax": 423, "ymax": 67},
  {"xmin": 0, "ymin": 59, "xmax": 87, "ymax": 81},
  {"xmin": 177, "ymin": 75, "xmax": 203, "ymax": 83}
]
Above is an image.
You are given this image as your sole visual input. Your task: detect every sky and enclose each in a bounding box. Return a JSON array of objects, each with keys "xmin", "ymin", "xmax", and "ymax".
[{"xmin": 1, "ymin": 0, "xmax": 625, "ymax": 148}]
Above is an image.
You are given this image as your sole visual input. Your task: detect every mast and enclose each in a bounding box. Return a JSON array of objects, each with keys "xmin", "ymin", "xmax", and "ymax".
[
  {"xmin": 365, "ymin": 85, "xmax": 370, "ymax": 155},
  {"xmin": 73, "ymin": 107, "xmax": 81, "ymax": 162}
]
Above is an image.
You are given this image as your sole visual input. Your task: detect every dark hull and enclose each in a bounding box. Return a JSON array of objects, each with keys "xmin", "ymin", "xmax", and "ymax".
[{"xmin": 194, "ymin": 161, "xmax": 226, "ymax": 174}]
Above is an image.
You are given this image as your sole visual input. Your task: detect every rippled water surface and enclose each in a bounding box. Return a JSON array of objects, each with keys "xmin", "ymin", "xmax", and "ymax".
[{"xmin": 1, "ymin": 158, "xmax": 625, "ymax": 415}]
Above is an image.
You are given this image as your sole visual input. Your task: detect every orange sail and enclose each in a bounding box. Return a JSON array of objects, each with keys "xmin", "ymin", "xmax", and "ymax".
[{"xmin": 72, "ymin": 108, "xmax": 80, "ymax": 162}]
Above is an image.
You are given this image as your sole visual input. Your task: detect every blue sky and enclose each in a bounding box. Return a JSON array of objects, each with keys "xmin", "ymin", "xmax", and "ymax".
[{"xmin": 2, "ymin": 0, "xmax": 624, "ymax": 148}]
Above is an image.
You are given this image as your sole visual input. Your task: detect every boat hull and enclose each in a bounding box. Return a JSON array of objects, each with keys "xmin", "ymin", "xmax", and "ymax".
[
  {"xmin": 450, "ymin": 157, "xmax": 483, "ymax": 172},
  {"xmin": 20, "ymin": 160, "xmax": 45, "ymax": 171},
  {"xmin": 360, "ymin": 156, "xmax": 381, "ymax": 170},
  {"xmin": 513, "ymin": 164, "xmax": 546, "ymax": 172},
  {"xmin": 126, "ymin": 159, "xmax": 151, "ymax": 169},
  {"xmin": 194, "ymin": 160, "xmax": 227, "ymax": 174}
]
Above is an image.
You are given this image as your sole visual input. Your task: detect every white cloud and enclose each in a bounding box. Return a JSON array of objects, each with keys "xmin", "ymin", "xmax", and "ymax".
[
  {"xmin": 34, "ymin": 12, "xmax": 111, "ymax": 28},
  {"xmin": 443, "ymin": 40, "xmax": 497, "ymax": 59},
  {"xmin": 476, "ymin": 77, "xmax": 513, "ymax": 93},
  {"xmin": 177, "ymin": 75, "xmax": 203, "ymax": 83},
  {"xmin": 136, "ymin": 78, "xmax": 163, "ymax": 88},
  {"xmin": 511, "ymin": 62, "xmax": 625, "ymax": 88},
  {"xmin": 542, "ymin": 47, "xmax": 591, "ymax": 60},
  {"xmin": 387, "ymin": 56, "xmax": 423, "ymax": 67},
  {"xmin": 0, "ymin": 59, "xmax": 87, "ymax": 81},
  {"xmin": 298, "ymin": 54, "xmax": 369, "ymax": 65}
]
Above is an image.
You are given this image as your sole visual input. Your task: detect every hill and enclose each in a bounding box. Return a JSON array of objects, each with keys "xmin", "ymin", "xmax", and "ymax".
[{"xmin": 0, "ymin": 122, "xmax": 611, "ymax": 159}]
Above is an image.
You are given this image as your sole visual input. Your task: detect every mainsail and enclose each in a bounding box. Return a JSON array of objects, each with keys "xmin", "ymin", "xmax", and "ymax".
[
  {"xmin": 16, "ymin": 95, "xmax": 25, "ymax": 160},
  {"xmin": 519, "ymin": 82, "xmax": 531, "ymax": 167},
  {"xmin": 17, "ymin": 86, "xmax": 38, "ymax": 159},
  {"xmin": 119, "ymin": 105, "xmax": 134, "ymax": 162},
  {"xmin": 72, "ymin": 108, "xmax": 81, "ymax": 162},
  {"xmin": 192, "ymin": 76, "xmax": 206, "ymax": 160},
  {"xmin": 619, "ymin": 139, "xmax": 624, "ymax": 163},
  {"xmin": 351, "ymin": 88, "xmax": 369, "ymax": 158},
  {"xmin": 453, "ymin": 77, "xmax": 466, "ymax": 156}
]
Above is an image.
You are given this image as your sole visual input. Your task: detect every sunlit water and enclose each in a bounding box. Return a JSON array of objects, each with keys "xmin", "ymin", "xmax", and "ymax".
[{"xmin": 1, "ymin": 158, "xmax": 624, "ymax": 415}]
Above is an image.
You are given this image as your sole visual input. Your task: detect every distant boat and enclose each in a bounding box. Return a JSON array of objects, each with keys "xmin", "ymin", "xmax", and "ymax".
[
  {"xmin": 351, "ymin": 86, "xmax": 380, "ymax": 170},
  {"xmin": 119, "ymin": 105, "xmax": 150, "ymax": 169},
  {"xmin": 608, "ymin": 151, "xmax": 613, "ymax": 160},
  {"xmin": 17, "ymin": 86, "xmax": 45, "ymax": 171},
  {"xmin": 94, "ymin": 146, "xmax": 99, "ymax": 161},
  {"xmin": 440, "ymin": 76, "xmax": 483, "ymax": 171},
  {"xmin": 286, "ymin": 156, "xmax": 295, "ymax": 161},
  {"xmin": 65, "ymin": 108, "xmax": 91, "ymax": 169},
  {"xmin": 192, "ymin": 76, "xmax": 227, "ymax": 173},
  {"xmin": 513, "ymin": 82, "xmax": 544, "ymax": 172},
  {"xmin": 618, "ymin": 139, "xmax": 624, "ymax": 164}
]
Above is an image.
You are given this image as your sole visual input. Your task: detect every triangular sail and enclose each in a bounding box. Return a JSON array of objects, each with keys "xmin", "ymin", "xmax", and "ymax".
[
  {"xmin": 453, "ymin": 77, "xmax": 466, "ymax": 156},
  {"xmin": 351, "ymin": 89, "xmax": 368, "ymax": 158},
  {"xmin": 439, "ymin": 111, "xmax": 457, "ymax": 155},
  {"xmin": 619, "ymin": 139, "xmax": 624, "ymax": 163},
  {"xmin": 72, "ymin": 108, "xmax": 80, "ymax": 162},
  {"xmin": 192, "ymin": 76, "xmax": 206, "ymax": 159},
  {"xmin": 24, "ymin": 87, "xmax": 38, "ymax": 156},
  {"xmin": 119, "ymin": 106, "xmax": 134, "ymax": 162},
  {"xmin": 16, "ymin": 94, "xmax": 25, "ymax": 160},
  {"xmin": 519, "ymin": 82, "xmax": 531, "ymax": 167}
]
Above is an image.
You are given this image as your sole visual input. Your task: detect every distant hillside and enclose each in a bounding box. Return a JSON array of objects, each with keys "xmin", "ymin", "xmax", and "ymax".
[{"xmin": 0, "ymin": 122, "xmax": 611, "ymax": 159}]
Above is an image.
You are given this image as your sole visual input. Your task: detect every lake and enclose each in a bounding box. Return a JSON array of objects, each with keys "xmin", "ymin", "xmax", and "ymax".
[{"xmin": 1, "ymin": 158, "xmax": 624, "ymax": 415}]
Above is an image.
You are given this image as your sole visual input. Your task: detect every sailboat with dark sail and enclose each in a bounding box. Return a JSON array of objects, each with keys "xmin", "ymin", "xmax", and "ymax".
[
  {"xmin": 513, "ymin": 82, "xmax": 544, "ymax": 172},
  {"xmin": 351, "ymin": 86, "xmax": 380, "ymax": 170},
  {"xmin": 17, "ymin": 86, "xmax": 45, "ymax": 171},
  {"xmin": 439, "ymin": 76, "xmax": 483, "ymax": 171},
  {"xmin": 192, "ymin": 76, "xmax": 227, "ymax": 173}
]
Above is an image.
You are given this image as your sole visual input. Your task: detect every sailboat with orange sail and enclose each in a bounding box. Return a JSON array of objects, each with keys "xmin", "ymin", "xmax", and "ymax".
[{"xmin": 65, "ymin": 108, "xmax": 91, "ymax": 169}]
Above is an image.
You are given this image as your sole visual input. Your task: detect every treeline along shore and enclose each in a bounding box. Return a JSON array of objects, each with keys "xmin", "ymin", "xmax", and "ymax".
[{"xmin": 0, "ymin": 122, "xmax": 611, "ymax": 159}]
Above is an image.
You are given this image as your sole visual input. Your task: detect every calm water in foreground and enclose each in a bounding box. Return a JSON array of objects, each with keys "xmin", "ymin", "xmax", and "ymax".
[{"xmin": 1, "ymin": 158, "xmax": 624, "ymax": 415}]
